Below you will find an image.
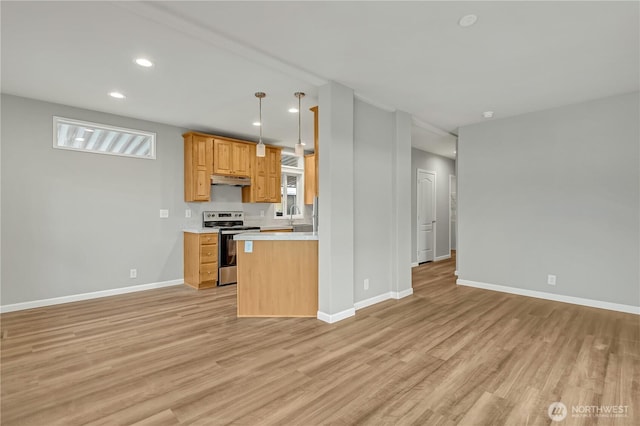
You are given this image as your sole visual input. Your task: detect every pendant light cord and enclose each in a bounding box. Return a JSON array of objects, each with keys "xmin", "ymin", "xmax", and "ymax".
[
  {"xmin": 259, "ymin": 96, "xmax": 263, "ymax": 144},
  {"xmin": 298, "ymin": 94, "xmax": 301, "ymax": 145}
]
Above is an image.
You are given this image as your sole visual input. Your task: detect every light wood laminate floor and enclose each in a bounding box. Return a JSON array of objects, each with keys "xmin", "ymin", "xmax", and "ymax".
[{"xmin": 1, "ymin": 253, "xmax": 638, "ymax": 425}]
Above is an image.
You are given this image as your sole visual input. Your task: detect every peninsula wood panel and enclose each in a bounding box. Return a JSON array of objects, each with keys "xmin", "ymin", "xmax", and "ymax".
[{"xmin": 237, "ymin": 240, "xmax": 318, "ymax": 317}]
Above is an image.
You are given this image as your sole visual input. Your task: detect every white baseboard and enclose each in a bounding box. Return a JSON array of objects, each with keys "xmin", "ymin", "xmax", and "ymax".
[
  {"xmin": 391, "ymin": 288, "xmax": 414, "ymax": 299},
  {"xmin": 317, "ymin": 308, "xmax": 356, "ymax": 323},
  {"xmin": 354, "ymin": 292, "xmax": 393, "ymax": 310},
  {"xmin": 454, "ymin": 270, "xmax": 459, "ymax": 276},
  {"xmin": 456, "ymin": 279, "xmax": 640, "ymax": 315},
  {"xmin": 411, "ymin": 262, "xmax": 419, "ymax": 268},
  {"xmin": 354, "ymin": 287, "xmax": 414, "ymax": 312},
  {"xmin": 1, "ymin": 279, "xmax": 184, "ymax": 314},
  {"xmin": 435, "ymin": 254, "xmax": 451, "ymax": 262}
]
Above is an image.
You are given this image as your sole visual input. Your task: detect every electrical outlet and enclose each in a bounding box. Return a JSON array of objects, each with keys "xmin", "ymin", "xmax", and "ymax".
[
  {"xmin": 364, "ymin": 278, "xmax": 369, "ymax": 290},
  {"xmin": 185, "ymin": 209, "xmax": 191, "ymax": 218},
  {"xmin": 159, "ymin": 209, "xmax": 169, "ymax": 218},
  {"xmin": 260, "ymin": 210, "xmax": 265, "ymax": 217},
  {"xmin": 130, "ymin": 269, "xmax": 137, "ymax": 279},
  {"xmin": 547, "ymin": 274, "xmax": 556, "ymax": 286}
]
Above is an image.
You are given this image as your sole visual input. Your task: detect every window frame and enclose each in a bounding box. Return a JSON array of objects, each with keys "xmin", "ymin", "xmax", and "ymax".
[
  {"xmin": 52, "ymin": 116, "xmax": 156, "ymax": 160},
  {"xmin": 275, "ymin": 153, "xmax": 305, "ymax": 220}
]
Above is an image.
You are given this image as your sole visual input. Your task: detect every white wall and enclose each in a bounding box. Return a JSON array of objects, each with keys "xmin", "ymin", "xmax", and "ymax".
[
  {"xmin": 353, "ymin": 99, "xmax": 393, "ymax": 302},
  {"xmin": 411, "ymin": 148, "xmax": 456, "ymax": 263},
  {"xmin": 457, "ymin": 92, "xmax": 639, "ymax": 307},
  {"xmin": 1, "ymin": 94, "xmax": 188, "ymax": 305}
]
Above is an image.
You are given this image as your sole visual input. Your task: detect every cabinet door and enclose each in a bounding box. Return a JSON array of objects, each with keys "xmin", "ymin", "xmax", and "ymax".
[
  {"xmin": 213, "ymin": 140, "xmax": 233, "ymax": 175},
  {"xmin": 193, "ymin": 136, "xmax": 213, "ymax": 201},
  {"xmin": 304, "ymin": 154, "xmax": 316, "ymax": 204},
  {"xmin": 267, "ymin": 148, "xmax": 279, "ymax": 175},
  {"xmin": 232, "ymin": 143, "xmax": 251, "ymax": 176},
  {"xmin": 267, "ymin": 174, "xmax": 280, "ymax": 202}
]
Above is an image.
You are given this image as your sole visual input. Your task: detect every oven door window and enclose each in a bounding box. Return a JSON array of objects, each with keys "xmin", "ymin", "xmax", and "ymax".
[{"xmin": 220, "ymin": 234, "xmax": 237, "ymax": 267}]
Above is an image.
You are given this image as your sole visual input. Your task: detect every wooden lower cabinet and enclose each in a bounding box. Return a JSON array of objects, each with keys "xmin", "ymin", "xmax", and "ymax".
[{"xmin": 184, "ymin": 232, "xmax": 218, "ymax": 289}]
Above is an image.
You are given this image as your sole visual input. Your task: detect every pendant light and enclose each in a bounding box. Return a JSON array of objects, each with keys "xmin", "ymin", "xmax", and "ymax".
[
  {"xmin": 294, "ymin": 92, "xmax": 305, "ymax": 156},
  {"xmin": 255, "ymin": 92, "xmax": 266, "ymax": 157}
]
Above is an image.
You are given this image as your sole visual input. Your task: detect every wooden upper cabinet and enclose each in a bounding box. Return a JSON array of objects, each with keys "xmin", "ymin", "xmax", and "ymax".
[
  {"xmin": 242, "ymin": 145, "xmax": 281, "ymax": 203},
  {"xmin": 304, "ymin": 106, "xmax": 319, "ymax": 204},
  {"xmin": 184, "ymin": 133, "xmax": 213, "ymax": 202},
  {"xmin": 213, "ymin": 139, "xmax": 251, "ymax": 177},
  {"xmin": 232, "ymin": 143, "xmax": 251, "ymax": 176},
  {"xmin": 304, "ymin": 154, "xmax": 316, "ymax": 205},
  {"xmin": 213, "ymin": 139, "xmax": 232, "ymax": 175}
]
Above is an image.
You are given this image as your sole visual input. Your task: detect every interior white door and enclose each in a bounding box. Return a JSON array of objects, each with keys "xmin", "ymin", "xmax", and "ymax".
[{"xmin": 417, "ymin": 170, "xmax": 436, "ymax": 263}]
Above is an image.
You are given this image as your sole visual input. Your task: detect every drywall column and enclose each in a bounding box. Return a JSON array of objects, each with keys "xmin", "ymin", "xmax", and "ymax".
[
  {"xmin": 317, "ymin": 81, "xmax": 355, "ymax": 322},
  {"xmin": 391, "ymin": 111, "xmax": 413, "ymax": 297}
]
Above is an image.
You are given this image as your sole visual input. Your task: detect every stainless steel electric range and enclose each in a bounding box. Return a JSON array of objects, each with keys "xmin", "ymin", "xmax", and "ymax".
[{"xmin": 202, "ymin": 211, "xmax": 259, "ymax": 286}]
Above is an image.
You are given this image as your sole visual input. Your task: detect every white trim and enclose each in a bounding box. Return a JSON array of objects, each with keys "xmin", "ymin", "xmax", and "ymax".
[
  {"xmin": 354, "ymin": 92, "xmax": 396, "ymax": 112},
  {"xmin": 354, "ymin": 288, "xmax": 414, "ymax": 311},
  {"xmin": 416, "ymin": 169, "xmax": 436, "ymax": 263},
  {"xmin": 456, "ymin": 279, "xmax": 640, "ymax": 315},
  {"xmin": 454, "ymin": 270, "xmax": 459, "ymax": 276},
  {"xmin": 1, "ymin": 279, "xmax": 183, "ymax": 313},
  {"xmin": 317, "ymin": 308, "xmax": 356, "ymax": 323},
  {"xmin": 411, "ymin": 117, "xmax": 452, "ymax": 137},
  {"xmin": 391, "ymin": 288, "xmax": 414, "ymax": 299},
  {"xmin": 411, "ymin": 262, "xmax": 419, "ymax": 268},
  {"xmin": 449, "ymin": 174, "xmax": 456, "ymax": 255},
  {"xmin": 354, "ymin": 292, "xmax": 393, "ymax": 310},
  {"xmin": 435, "ymin": 254, "xmax": 451, "ymax": 262}
]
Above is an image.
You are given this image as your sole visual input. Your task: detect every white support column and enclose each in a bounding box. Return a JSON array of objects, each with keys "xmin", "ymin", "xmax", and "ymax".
[
  {"xmin": 391, "ymin": 111, "xmax": 413, "ymax": 297},
  {"xmin": 317, "ymin": 81, "xmax": 355, "ymax": 322}
]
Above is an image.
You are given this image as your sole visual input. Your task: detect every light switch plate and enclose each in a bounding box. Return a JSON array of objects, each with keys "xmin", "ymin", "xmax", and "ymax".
[
  {"xmin": 185, "ymin": 209, "xmax": 191, "ymax": 218},
  {"xmin": 160, "ymin": 209, "xmax": 169, "ymax": 218},
  {"xmin": 245, "ymin": 241, "xmax": 253, "ymax": 253}
]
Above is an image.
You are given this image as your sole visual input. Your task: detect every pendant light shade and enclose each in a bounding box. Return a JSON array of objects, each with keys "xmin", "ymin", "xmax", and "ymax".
[
  {"xmin": 255, "ymin": 92, "xmax": 266, "ymax": 157},
  {"xmin": 294, "ymin": 92, "xmax": 305, "ymax": 157}
]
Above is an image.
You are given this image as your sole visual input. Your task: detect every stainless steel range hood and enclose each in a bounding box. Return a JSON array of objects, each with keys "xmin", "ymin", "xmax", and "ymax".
[{"xmin": 211, "ymin": 175, "xmax": 251, "ymax": 186}]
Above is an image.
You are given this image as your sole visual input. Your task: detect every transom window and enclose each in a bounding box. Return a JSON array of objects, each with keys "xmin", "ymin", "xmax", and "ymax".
[{"xmin": 53, "ymin": 116, "xmax": 156, "ymax": 159}]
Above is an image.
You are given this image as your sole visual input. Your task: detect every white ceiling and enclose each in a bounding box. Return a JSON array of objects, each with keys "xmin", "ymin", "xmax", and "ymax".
[{"xmin": 2, "ymin": 2, "xmax": 638, "ymax": 160}]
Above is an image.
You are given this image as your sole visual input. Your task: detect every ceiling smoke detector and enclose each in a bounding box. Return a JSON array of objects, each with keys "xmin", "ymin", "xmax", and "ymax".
[{"xmin": 458, "ymin": 14, "xmax": 478, "ymax": 27}]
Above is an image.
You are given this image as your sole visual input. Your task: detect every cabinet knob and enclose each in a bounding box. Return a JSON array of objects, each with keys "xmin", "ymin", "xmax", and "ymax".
[
  {"xmin": 207, "ymin": 252, "xmax": 211, "ymax": 255},
  {"xmin": 208, "ymin": 271, "xmax": 211, "ymax": 274}
]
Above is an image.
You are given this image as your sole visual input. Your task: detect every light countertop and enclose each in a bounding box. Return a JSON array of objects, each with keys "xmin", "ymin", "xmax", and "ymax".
[
  {"xmin": 183, "ymin": 228, "xmax": 219, "ymax": 234},
  {"xmin": 259, "ymin": 225, "xmax": 294, "ymax": 231},
  {"xmin": 234, "ymin": 232, "xmax": 318, "ymax": 241}
]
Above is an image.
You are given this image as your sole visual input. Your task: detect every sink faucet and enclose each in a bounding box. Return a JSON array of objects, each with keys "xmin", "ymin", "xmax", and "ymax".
[{"xmin": 289, "ymin": 205, "xmax": 301, "ymax": 226}]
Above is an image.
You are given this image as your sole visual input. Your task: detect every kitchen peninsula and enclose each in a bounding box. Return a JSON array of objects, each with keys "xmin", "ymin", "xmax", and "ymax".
[{"xmin": 234, "ymin": 232, "xmax": 318, "ymax": 317}]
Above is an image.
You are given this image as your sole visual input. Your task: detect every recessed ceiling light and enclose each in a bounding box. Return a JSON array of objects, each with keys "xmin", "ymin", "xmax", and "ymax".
[
  {"xmin": 109, "ymin": 91, "xmax": 126, "ymax": 99},
  {"xmin": 483, "ymin": 111, "xmax": 494, "ymax": 118},
  {"xmin": 459, "ymin": 14, "xmax": 478, "ymax": 27},
  {"xmin": 75, "ymin": 137, "xmax": 85, "ymax": 142},
  {"xmin": 288, "ymin": 108, "xmax": 299, "ymax": 113},
  {"xmin": 253, "ymin": 121, "xmax": 261, "ymax": 126},
  {"xmin": 135, "ymin": 58, "xmax": 153, "ymax": 67}
]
